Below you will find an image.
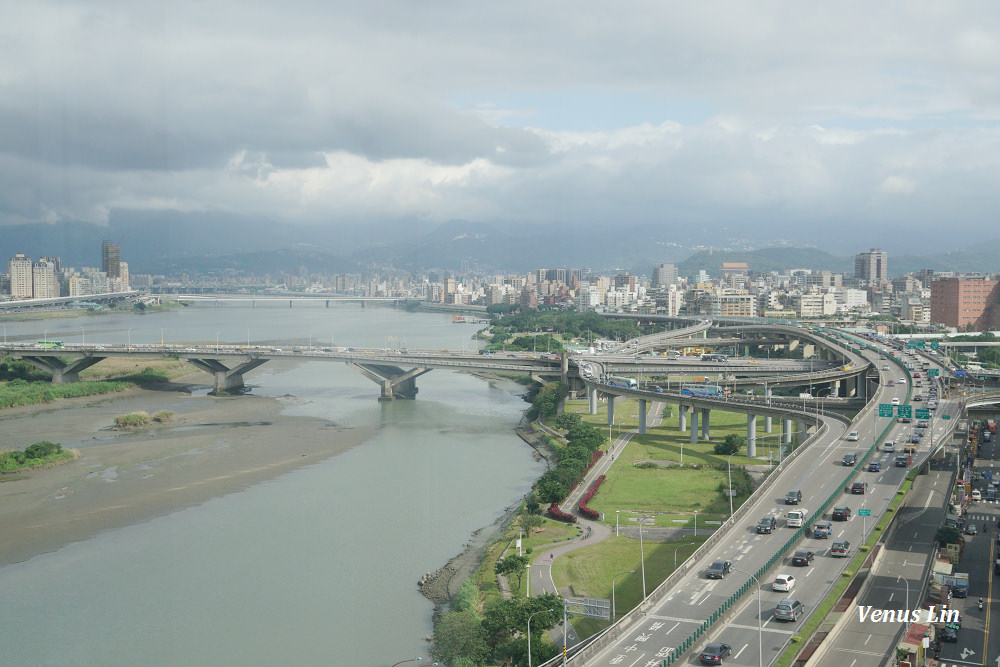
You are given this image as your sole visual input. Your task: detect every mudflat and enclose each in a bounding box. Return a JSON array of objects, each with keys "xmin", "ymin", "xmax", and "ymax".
[{"xmin": 0, "ymin": 383, "xmax": 372, "ymax": 568}]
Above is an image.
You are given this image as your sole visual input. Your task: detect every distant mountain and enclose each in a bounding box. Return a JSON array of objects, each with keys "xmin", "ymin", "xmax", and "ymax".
[
  {"xmin": 142, "ymin": 248, "xmax": 360, "ymax": 277},
  {"xmin": 676, "ymin": 247, "xmax": 852, "ymax": 277}
]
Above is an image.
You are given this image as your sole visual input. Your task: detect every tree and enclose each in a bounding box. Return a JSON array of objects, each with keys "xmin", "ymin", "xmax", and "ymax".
[
  {"xmin": 555, "ymin": 412, "xmax": 582, "ymax": 430},
  {"xmin": 518, "ymin": 511, "xmax": 543, "ymax": 536},
  {"xmin": 496, "ymin": 554, "xmax": 529, "ymax": 591},
  {"xmin": 935, "ymin": 526, "xmax": 961, "ymax": 546},
  {"xmin": 713, "ymin": 433, "xmax": 744, "ymax": 456},
  {"xmin": 430, "ymin": 610, "xmax": 489, "ymax": 666}
]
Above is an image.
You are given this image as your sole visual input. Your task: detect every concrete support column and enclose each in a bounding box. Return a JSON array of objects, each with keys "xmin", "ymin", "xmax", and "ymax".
[
  {"xmin": 690, "ymin": 409, "xmax": 699, "ymax": 445},
  {"xmin": 747, "ymin": 414, "xmax": 757, "ymax": 458},
  {"xmin": 832, "ymin": 380, "xmax": 840, "ymax": 398},
  {"xmin": 638, "ymin": 399, "xmax": 648, "ymax": 435},
  {"xmin": 679, "ymin": 405, "xmax": 688, "ymax": 432},
  {"xmin": 588, "ymin": 387, "xmax": 598, "ymax": 415},
  {"xmin": 701, "ymin": 408, "xmax": 710, "ymax": 439},
  {"xmin": 783, "ymin": 418, "xmax": 793, "ymax": 444},
  {"xmin": 607, "ymin": 395, "xmax": 616, "ymax": 427},
  {"xmin": 765, "ymin": 415, "xmax": 773, "ymax": 433}
]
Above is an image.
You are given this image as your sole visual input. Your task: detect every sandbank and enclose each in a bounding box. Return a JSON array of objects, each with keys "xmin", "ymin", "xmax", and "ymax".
[{"xmin": 0, "ymin": 380, "xmax": 374, "ymax": 567}]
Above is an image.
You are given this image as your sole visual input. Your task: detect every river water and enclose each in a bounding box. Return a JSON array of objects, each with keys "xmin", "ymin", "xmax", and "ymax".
[{"xmin": 0, "ymin": 303, "xmax": 545, "ymax": 666}]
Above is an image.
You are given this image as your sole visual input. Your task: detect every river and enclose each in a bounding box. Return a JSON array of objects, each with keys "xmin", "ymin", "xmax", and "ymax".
[{"xmin": 0, "ymin": 302, "xmax": 545, "ymax": 666}]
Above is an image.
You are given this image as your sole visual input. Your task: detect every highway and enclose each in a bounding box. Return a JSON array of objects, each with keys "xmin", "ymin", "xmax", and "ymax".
[{"xmin": 561, "ymin": 336, "xmax": 965, "ymax": 666}]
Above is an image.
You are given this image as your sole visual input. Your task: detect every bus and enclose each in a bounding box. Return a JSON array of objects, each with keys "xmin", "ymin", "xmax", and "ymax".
[
  {"xmin": 681, "ymin": 383, "xmax": 723, "ymax": 397},
  {"xmin": 36, "ymin": 340, "xmax": 65, "ymax": 348},
  {"xmin": 607, "ymin": 375, "xmax": 638, "ymax": 390},
  {"xmin": 700, "ymin": 354, "xmax": 727, "ymax": 362}
]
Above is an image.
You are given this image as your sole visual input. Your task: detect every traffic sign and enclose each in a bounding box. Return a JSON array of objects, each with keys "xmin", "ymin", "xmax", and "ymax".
[
  {"xmin": 931, "ymin": 341, "xmax": 940, "ymax": 350},
  {"xmin": 915, "ymin": 409, "xmax": 930, "ymax": 419},
  {"xmin": 929, "ymin": 369, "xmax": 939, "ymax": 377},
  {"xmin": 917, "ymin": 341, "xmax": 926, "ymax": 348},
  {"xmin": 879, "ymin": 404, "xmax": 894, "ymax": 417},
  {"xmin": 897, "ymin": 405, "xmax": 913, "ymax": 418},
  {"xmin": 943, "ymin": 414, "xmax": 952, "ymax": 420},
  {"xmin": 956, "ymin": 369, "xmax": 968, "ymax": 378},
  {"xmin": 907, "ymin": 341, "xmax": 917, "ymax": 349},
  {"xmin": 858, "ymin": 509, "xmax": 871, "ymax": 516}
]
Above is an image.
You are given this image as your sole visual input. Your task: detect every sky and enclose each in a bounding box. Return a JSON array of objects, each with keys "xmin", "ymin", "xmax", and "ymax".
[{"xmin": 2, "ymin": 1, "xmax": 1000, "ymax": 252}]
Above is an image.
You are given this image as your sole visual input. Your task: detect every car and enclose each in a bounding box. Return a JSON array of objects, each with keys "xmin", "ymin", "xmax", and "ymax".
[
  {"xmin": 832, "ymin": 505, "xmax": 852, "ymax": 521},
  {"xmin": 909, "ymin": 434, "xmax": 921, "ymax": 443},
  {"xmin": 772, "ymin": 574, "xmax": 796, "ymax": 592},
  {"xmin": 972, "ymin": 490, "xmax": 982, "ymax": 502},
  {"xmin": 699, "ymin": 643, "xmax": 733, "ymax": 665},
  {"xmin": 757, "ymin": 515, "xmax": 777, "ymax": 534},
  {"xmin": 895, "ymin": 455, "xmax": 909, "ymax": 467},
  {"xmin": 774, "ymin": 598, "xmax": 805, "ymax": 621},
  {"xmin": 940, "ymin": 625, "xmax": 959, "ymax": 642},
  {"xmin": 847, "ymin": 431, "xmax": 860, "ymax": 441},
  {"xmin": 899, "ymin": 378, "xmax": 906, "ymax": 384},
  {"xmin": 891, "ymin": 397, "xmax": 900, "ymax": 405},
  {"xmin": 965, "ymin": 524, "xmax": 978, "ymax": 535},
  {"xmin": 791, "ymin": 550, "xmax": 815, "ymax": 566},
  {"xmin": 812, "ymin": 521, "xmax": 832, "ymax": 538},
  {"xmin": 887, "ymin": 380, "xmax": 895, "ymax": 387},
  {"xmin": 851, "ymin": 481, "xmax": 867, "ymax": 494},
  {"xmin": 830, "ymin": 540, "xmax": 851, "ymax": 557},
  {"xmin": 882, "ymin": 365, "xmax": 890, "ymax": 371},
  {"xmin": 913, "ymin": 395, "xmax": 923, "ymax": 401},
  {"xmin": 883, "ymin": 440, "xmax": 895, "ymax": 452},
  {"xmin": 897, "ymin": 416, "xmax": 912, "ymax": 423},
  {"xmin": 785, "ymin": 489, "xmax": 803, "ymax": 505},
  {"xmin": 707, "ymin": 560, "xmax": 733, "ymax": 579},
  {"xmin": 868, "ymin": 461, "xmax": 881, "ymax": 472},
  {"xmin": 843, "ymin": 453, "xmax": 858, "ymax": 466}
]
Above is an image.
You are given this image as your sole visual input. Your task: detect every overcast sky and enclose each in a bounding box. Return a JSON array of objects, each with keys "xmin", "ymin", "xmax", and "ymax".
[{"xmin": 3, "ymin": 1, "xmax": 999, "ymax": 251}]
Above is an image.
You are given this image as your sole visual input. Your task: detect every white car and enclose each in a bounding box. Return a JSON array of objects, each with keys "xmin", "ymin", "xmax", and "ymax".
[
  {"xmin": 847, "ymin": 431, "xmax": 859, "ymax": 441},
  {"xmin": 899, "ymin": 378, "xmax": 906, "ymax": 384},
  {"xmin": 891, "ymin": 397, "xmax": 900, "ymax": 405},
  {"xmin": 773, "ymin": 574, "xmax": 796, "ymax": 592},
  {"xmin": 884, "ymin": 440, "xmax": 895, "ymax": 452}
]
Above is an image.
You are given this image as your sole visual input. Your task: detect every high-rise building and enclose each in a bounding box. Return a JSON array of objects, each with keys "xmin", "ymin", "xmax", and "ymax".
[
  {"xmin": 930, "ymin": 277, "xmax": 1000, "ymax": 330},
  {"xmin": 102, "ymin": 240, "xmax": 121, "ymax": 279},
  {"xmin": 854, "ymin": 248, "xmax": 888, "ymax": 285},
  {"xmin": 652, "ymin": 263, "xmax": 678, "ymax": 288},
  {"xmin": 8, "ymin": 252, "xmax": 32, "ymax": 298},
  {"xmin": 32, "ymin": 260, "xmax": 58, "ymax": 298}
]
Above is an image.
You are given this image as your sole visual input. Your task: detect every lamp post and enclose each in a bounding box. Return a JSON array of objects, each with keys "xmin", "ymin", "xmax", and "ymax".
[
  {"xmin": 638, "ymin": 514, "xmax": 650, "ymax": 599},
  {"xmin": 43, "ymin": 329, "xmax": 47, "ymax": 344},
  {"xmin": 727, "ymin": 452, "xmax": 737, "ymax": 517},
  {"xmin": 888, "ymin": 571, "xmax": 910, "ymax": 610},
  {"xmin": 80, "ymin": 327, "xmax": 85, "ymax": 345},
  {"xmin": 526, "ymin": 563, "xmax": 530, "ymax": 598},
  {"xmin": 390, "ymin": 658, "xmax": 422, "ymax": 667},
  {"xmin": 731, "ymin": 567, "xmax": 763, "ymax": 667},
  {"xmin": 673, "ymin": 542, "xmax": 695, "ymax": 570},
  {"xmin": 611, "ymin": 570, "xmax": 634, "ymax": 622},
  {"xmin": 616, "ymin": 510, "xmax": 620, "ymax": 537},
  {"xmin": 527, "ymin": 608, "xmax": 553, "ymax": 667}
]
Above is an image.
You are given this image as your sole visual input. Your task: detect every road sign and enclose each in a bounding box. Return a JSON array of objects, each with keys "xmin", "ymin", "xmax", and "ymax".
[
  {"xmin": 917, "ymin": 341, "xmax": 926, "ymax": 348},
  {"xmin": 916, "ymin": 409, "xmax": 930, "ymax": 419},
  {"xmin": 929, "ymin": 369, "xmax": 940, "ymax": 377},
  {"xmin": 565, "ymin": 596, "xmax": 611, "ymax": 620},
  {"xmin": 931, "ymin": 341, "xmax": 940, "ymax": 349},
  {"xmin": 956, "ymin": 369, "xmax": 968, "ymax": 378},
  {"xmin": 858, "ymin": 509, "xmax": 871, "ymax": 516},
  {"xmin": 879, "ymin": 404, "xmax": 894, "ymax": 417},
  {"xmin": 943, "ymin": 414, "xmax": 952, "ymax": 420},
  {"xmin": 897, "ymin": 405, "xmax": 913, "ymax": 418},
  {"xmin": 907, "ymin": 341, "xmax": 917, "ymax": 349}
]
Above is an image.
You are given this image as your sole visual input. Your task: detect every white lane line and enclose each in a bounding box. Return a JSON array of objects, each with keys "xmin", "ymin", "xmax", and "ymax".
[{"xmin": 734, "ymin": 644, "xmax": 749, "ymax": 659}]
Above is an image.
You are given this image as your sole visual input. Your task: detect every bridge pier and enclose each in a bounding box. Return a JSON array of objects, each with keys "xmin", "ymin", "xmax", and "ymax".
[
  {"xmin": 783, "ymin": 418, "xmax": 792, "ymax": 443},
  {"xmin": 747, "ymin": 414, "xmax": 757, "ymax": 458},
  {"xmin": 607, "ymin": 395, "xmax": 616, "ymax": 426},
  {"xmin": 679, "ymin": 405, "xmax": 687, "ymax": 432},
  {"xmin": 690, "ymin": 409, "xmax": 699, "ymax": 444},
  {"xmin": 701, "ymin": 408, "xmax": 710, "ymax": 439},
  {"xmin": 588, "ymin": 386, "xmax": 598, "ymax": 415},
  {"xmin": 638, "ymin": 399, "xmax": 648, "ymax": 435},
  {"xmin": 186, "ymin": 357, "xmax": 270, "ymax": 394},
  {"xmin": 765, "ymin": 415, "xmax": 772, "ymax": 433},
  {"xmin": 18, "ymin": 355, "xmax": 105, "ymax": 384},
  {"xmin": 348, "ymin": 363, "xmax": 430, "ymax": 400}
]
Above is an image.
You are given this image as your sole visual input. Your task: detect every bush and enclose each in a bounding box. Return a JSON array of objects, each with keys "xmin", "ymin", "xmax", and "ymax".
[
  {"xmin": 546, "ymin": 503, "xmax": 577, "ymax": 523},
  {"xmin": 114, "ymin": 412, "xmax": 151, "ymax": 429},
  {"xmin": 151, "ymin": 410, "xmax": 174, "ymax": 423}
]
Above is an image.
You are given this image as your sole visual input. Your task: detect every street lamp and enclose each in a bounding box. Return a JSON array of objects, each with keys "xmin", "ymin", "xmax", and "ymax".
[
  {"xmin": 731, "ymin": 567, "xmax": 763, "ymax": 667},
  {"xmin": 390, "ymin": 658, "xmax": 422, "ymax": 667},
  {"xmin": 616, "ymin": 510, "xmax": 620, "ymax": 537},
  {"xmin": 638, "ymin": 514, "xmax": 651, "ymax": 599},
  {"xmin": 611, "ymin": 570, "xmax": 635, "ymax": 622},
  {"xmin": 527, "ymin": 608, "xmax": 553, "ymax": 667},
  {"xmin": 674, "ymin": 542, "xmax": 695, "ymax": 570},
  {"xmin": 888, "ymin": 571, "xmax": 910, "ymax": 610},
  {"xmin": 727, "ymin": 452, "xmax": 737, "ymax": 517}
]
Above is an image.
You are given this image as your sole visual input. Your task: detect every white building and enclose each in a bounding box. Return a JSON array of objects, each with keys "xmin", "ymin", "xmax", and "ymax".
[{"xmin": 8, "ymin": 253, "xmax": 32, "ymax": 298}]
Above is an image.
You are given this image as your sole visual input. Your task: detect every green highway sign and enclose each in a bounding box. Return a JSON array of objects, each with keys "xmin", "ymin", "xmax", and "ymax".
[
  {"xmin": 931, "ymin": 341, "xmax": 940, "ymax": 349},
  {"xmin": 858, "ymin": 509, "xmax": 871, "ymax": 516},
  {"xmin": 917, "ymin": 341, "xmax": 926, "ymax": 348},
  {"xmin": 943, "ymin": 414, "xmax": 952, "ymax": 420},
  {"xmin": 907, "ymin": 341, "xmax": 917, "ymax": 349},
  {"xmin": 879, "ymin": 404, "xmax": 894, "ymax": 417},
  {"xmin": 928, "ymin": 369, "xmax": 940, "ymax": 377},
  {"xmin": 897, "ymin": 405, "xmax": 913, "ymax": 418},
  {"xmin": 915, "ymin": 409, "xmax": 930, "ymax": 419}
]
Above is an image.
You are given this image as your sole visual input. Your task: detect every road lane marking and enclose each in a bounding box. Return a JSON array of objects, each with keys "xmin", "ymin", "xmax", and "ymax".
[{"xmin": 734, "ymin": 644, "xmax": 748, "ymax": 659}]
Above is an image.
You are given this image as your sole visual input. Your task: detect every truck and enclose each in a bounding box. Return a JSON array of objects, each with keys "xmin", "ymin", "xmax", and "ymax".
[
  {"xmin": 786, "ymin": 508, "xmax": 809, "ymax": 528},
  {"xmin": 952, "ymin": 573, "xmax": 969, "ymax": 598},
  {"xmin": 812, "ymin": 521, "xmax": 832, "ymax": 538}
]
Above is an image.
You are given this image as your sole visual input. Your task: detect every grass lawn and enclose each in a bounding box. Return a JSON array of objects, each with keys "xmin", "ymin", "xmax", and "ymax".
[{"xmin": 551, "ymin": 534, "xmax": 709, "ymax": 638}]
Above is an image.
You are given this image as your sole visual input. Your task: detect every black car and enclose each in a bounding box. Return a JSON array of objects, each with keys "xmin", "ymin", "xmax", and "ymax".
[
  {"xmin": 842, "ymin": 453, "xmax": 857, "ymax": 466},
  {"xmin": 851, "ymin": 481, "xmax": 867, "ymax": 494},
  {"xmin": 832, "ymin": 505, "xmax": 852, "ymax": 521},
  {"xmin": 756, "ymin": 515, "xmax": 776, "ymax": 534},
  {"xmin": 895, "ymin": 455, "xmax": 908, "ymax": 467},
  {"xmin": 699, "ymin": 642, "xmax": 733, "ymax": 665},
  {"xmin": 707, "ymin": 560, "xmax": 733, "ymax": 579},
  {"xmin": 791, "ymin": 550, "xmax": 815, "ymax": 566}
]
